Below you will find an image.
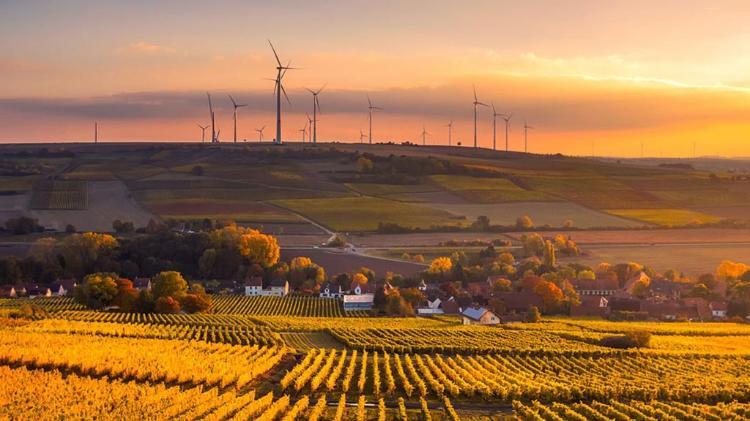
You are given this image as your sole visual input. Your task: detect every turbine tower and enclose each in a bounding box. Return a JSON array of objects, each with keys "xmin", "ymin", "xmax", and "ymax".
[
  {"xmin": 420, "ymin": 125, "xmax": 430, "ymax": 146},
  {"xmin": 268, "ymin": 40, "xmax": 294, "ymax": 144},
  {"xmin": 197, "ymin": 124, "xmax": 209, "ymax": 143},
  {"xmin": 501, "ymin": 113, "xmax": 513, "ymax": 152},
  {"xmin": 491, "ymin": 102, "xmax": 503, "ymax": 151},
  {"xmin": 359, "ymin": 130, "xmax": 366, "ymax": 143},
  {"xmin": 306, "ymin": 114, "xmax": 314, "ymax": 143},
  {"xmin": 206, "ymin": 92, "xmax": 217, "ymax": 143},
  {"xmin": 446, "ymin": 120, "xmax": 453, "ymax": 146},
  {"xmin": 305, "ymin": 84, "xmax": 325, "ymax": 145},
  {"xmin": 228, "ymin": 95, "xmax": 247, "ymax": 143},
  {"xmin": 94, "ymin": 122, "xmax": 98, "ymax": 144},
  {"xmin": 255, "ymin": 126, "xmax": 265, "ymax": 142},
  {"xmin": 298, "ymin": 122, "xmax": 308, "ymax": 142},
  {"xmin": 524, "ymin": 120, "xmax": 533, "ymax": 153},
  {"xmin": 367, "ymin": 95, "xmax": 382, "ymax": 144},
  {"xmin": 472, "ymin": 86, "xmax": 488, "ymax": 148}
]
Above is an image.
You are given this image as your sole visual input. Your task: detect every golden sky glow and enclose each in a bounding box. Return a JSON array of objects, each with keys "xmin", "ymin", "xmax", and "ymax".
[{"xmin": 1, "ymin": 1, "xmax": 750, "ymax": 156}]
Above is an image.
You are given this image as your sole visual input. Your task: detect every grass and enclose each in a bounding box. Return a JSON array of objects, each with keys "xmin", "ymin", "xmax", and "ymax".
[
  {"xmin": 521, "ymin": 175, "xmax": 661, "ymax": 209},
  {"xmin": 272, "ymin": 196, "xmax": 464, "ymax": 232},
  {"xmin": 429, "ymin": 175, "xmax": 552, "ymax": 203},
  {"xmin": 606, "ymin": 208, "xmax": 721, "ymax": 226},
  {"xmin": 345, "ymin": 183, "xmax": 440, "ymax": 196}
]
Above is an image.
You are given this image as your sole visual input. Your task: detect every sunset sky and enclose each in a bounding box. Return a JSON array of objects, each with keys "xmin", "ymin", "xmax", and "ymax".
[{"xmin": 1, "ymin": 0, "xmax": 750, "ymax": 156}]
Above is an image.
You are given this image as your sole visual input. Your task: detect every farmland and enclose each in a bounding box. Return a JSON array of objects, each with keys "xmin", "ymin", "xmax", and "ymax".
[{"xmin": 4, "ymin": 301, "xmax": 750, "ymax": 419}]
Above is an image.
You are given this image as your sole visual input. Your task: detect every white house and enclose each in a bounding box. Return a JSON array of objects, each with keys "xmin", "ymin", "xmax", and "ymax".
[
  {"xmin": 461, "ymin": 307, "xmax": 500, "ymax": 326},
  {"xmin": 710, "ymin": 301, "xmax": 728, "ymax": 319},
  {"xmin": 263, "ymin": 279, "xmax": 289, "ymax": 297},
  {"xmin": 343, "ymin": 293, "xmax": 374, "ymax": 311},
  {"xmin": 50, "ymin": 279, "xmax": 77, "ymax": 296},
  {"xmin": 244, "ymin": 276, "xmax": 263, "ymax": 296},
  {"xmin": 133, "ymin": 278, "xmax": 151, "ymax": 290},
  {"xmin": 319, "ymin": 281, "xmax": 342, "ymax": 298},
  {"xmin": 417, "ymin": 295, "xmax": 444, "ymax": 315}
]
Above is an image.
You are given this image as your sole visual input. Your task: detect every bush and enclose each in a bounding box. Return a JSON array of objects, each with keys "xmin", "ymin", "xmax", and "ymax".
[
  {"xmin": 600, "ymin": 330, "xmax": 651, "ymax": 349},
  {"xmin": 155, "ymin": 296, "xmax": 181, "ymax": 314},
  {"xmin": 525, "ymin": 306, "xmax": 541, "ymax": 323}
]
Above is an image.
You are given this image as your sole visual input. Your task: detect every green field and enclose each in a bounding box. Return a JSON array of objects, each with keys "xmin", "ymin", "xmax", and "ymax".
[
  {"xmin": 607, "ymin": 208, "xmax": 721, "ymax": 226},
  {"xmin": 430, "ymin": 174, "xmax": 554, "ymax": 203},
  {"xmin": 273, "ymin": 196, "xmax": 464, "ymax": 231}
]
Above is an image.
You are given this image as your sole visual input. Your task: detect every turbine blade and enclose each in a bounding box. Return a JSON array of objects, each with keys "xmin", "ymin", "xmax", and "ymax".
[
  {"xmin": 228, "ymin": 94, "xmax": 237, "ymax": 107},
  {"xmin": 317, "ymin": 82, "xmax": 327, "ymax": 94},
  {"xmin": 367, "ymin": 95, "xmax": 372, "ymax": 107},
  {"xmin": 315, "ymin": 96, "xmax": 321, "ymax": 113},
  {"xmin": 281, "ymin": 84, "xmax": 291, "ymax": 103},
  {"xmin": 268, "ymin": 39, "xmax": 282, "ymax": 66}
]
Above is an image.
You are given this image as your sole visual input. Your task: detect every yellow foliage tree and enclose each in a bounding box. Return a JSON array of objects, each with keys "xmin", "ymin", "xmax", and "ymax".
[
  {"xmin": 428, "ymin": 257, "xmax": 452, "ymax": 275},
  {"xmin": 210, "ymin": 225, "xmax": 280, "ymax": 268},
  {"xmin": 717, "ymin": 260, "xmax": 750, "ymax": 280}
]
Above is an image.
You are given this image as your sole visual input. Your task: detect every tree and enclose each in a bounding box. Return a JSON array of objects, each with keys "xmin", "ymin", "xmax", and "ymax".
[
  {"xmin": 60, "ymin": 232, "xmax": 118, "ymax": 278},
  {"xmin": 526, "ymin": 306, "xmax": 541, "ymax": 323},
  {"xmin": 357, "ymin": 157, "xmax": 374, "ymax": 173},
  {"xmin": 384, "ymin": 291, "xmax": 414, "ymax": 317},
  {"xmin": 631, "ymin": 276, "xmax": 651, "ymax": 299},
  {"xmin": 427, "ymin": 257, "xmax": 452, "ymax": 276},
  {"xmin": 516, "ymin": 215, "xmax": 534, "ymax": 229},
  {"xmin": 542, "ymin": 240, "xmax": 556, "ymax": 268},
  {"xmin": 471, "ymin": 215, "xmax": 490, "ymax": 231},
  {"xmin": 351, "ymin": 272, "xmax": 369, "ymax": 286},
  {"xmin": 155, "ymin": 296, "xmax": 181, "ymax": 314},
  {"xmin": 533, "ymin": 280, "xmax": 564, "ymax": 312},
  {"xmin": 151, "ymin": 271, "xmax": 188, "ymax": 300},
  {"xmin": 180, "ymin": 284, "xmax": 212, "ymax": 313},
  {"xmin": 74, "ymin": 272, "xmax": 119, "ymax": 309},
  {"xmin": 577, "ymin": 270, "xmax": 596, "ymax": 281},
  {"xmin": 112, "ymin": 278, "xmax": 138, "ymax": 311},
  {"xmin": 717, "ymin": 260, "xmax": 750, "ymax": 280},
  {"xmin": 288, "ymin": 256, "xmax": 326, "ymax": 291},
  {"xmin": 113, "ymin": 220, "xmax": 135, "ymax": 234},
  {"xmin": 491, "ymin": 278, "xmax": 512, "ymax": 293},
  {"xmin": 399, "ymin": 288, "xmax": 426, "ymax": 308},
  {"xmin": 133, "ymin": 290, "xmax": 155, "ymax": 313},
  {"xmin": 4, "ymin": 216, "xmax": 43, "ymax": 235},
  {"xmin": 520, "ymin": 233, "xmax": 545, "ymax": 257}
]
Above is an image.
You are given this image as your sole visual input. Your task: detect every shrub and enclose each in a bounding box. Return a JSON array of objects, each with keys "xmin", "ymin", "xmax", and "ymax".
[
  {"xmin": 600, "ymin": 330, "xmax": 651, "ymax": 349},
  {"xmin": 526, "ymin": 306, "xmax": 541, "ymax": 323}
]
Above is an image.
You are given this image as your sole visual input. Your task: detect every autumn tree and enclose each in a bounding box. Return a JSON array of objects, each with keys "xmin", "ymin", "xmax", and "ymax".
[
  {"xmin": 74, "ymin": 272, "xmax": 119, "ymax": 309},
  {"xmin": 399, "ymin": 288, "xmax": 426, "ymax": 308},
  {"xmin": 427, "ymin": 257, "xmax": 452, "ymax": 276},
  {"xmin": 151, "ymin": 271, "xmax": 188, "ymax": 300},
  {"xmin": 491, "ymin": 278, "xmax": 512, "ymax": 293},
  {"xmin": 210, "ymin": 225, "xmax": 281, "ymax": 269},
  {"xmin": 516, "ymin": 215, "xmax": 534, "ymax": 229},
  {"xmin": 60, "ymin": 232, "xmax": 118, "ymax": 278},
  {"xmin": 357, "ymin": 156, "xmax": 374, "ymax": 172},
  {"xmin": 112, "ymin": 278, "xmax": 138, "ymax": 312},
  {"xmin": 533, "ymin": 280, "xmax": 564, "ymax": 313},
  {"xmin": 180, "ymin": 283, "xmax": 212, "ymax": 313},
  {"xmin": 155, "ymin": 296, "xmax": 181, "ymax": 314},
  {"xmin": 717, "ymin": 260, "xmax": 750, "ymax": 280},
  {"xmin": 288, "ymin": 256, "xmax": 326, "ymax": 291},
  {"xmin": 542, "ymin": 240, "xmax": 556, "ymax": 268},
  {"xmin": 520, "ymin": 233, "xmax": 545, "ymax": 257}
]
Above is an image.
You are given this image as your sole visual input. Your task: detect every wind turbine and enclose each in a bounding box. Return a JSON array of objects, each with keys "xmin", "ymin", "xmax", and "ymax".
[
  {"xmin": 305, "ymin": 84, "xmax": 325, "ymax": 145},
  {"xmin": 491, "ymin": 102, "xmax": 504, "ymax": 151},
  {"xmin": 206, "ymin": 92, "xmax": 217, "ymax": 143},
  {"xmin": 367, "ymin": 95, "xmax": 382, "ymax": 144},
  {"xmin": 523, "ymin": 120, "xmax": 533, "ymax": 153},
  {"xmin": 228, "ymin": 95, "xmax": 247, "ymax": 143},
  {"xmin": 94, "ymin": 122, "xmax": 98, "ymax": 144},
  {"xmin": 298, "ymin": 122, "xmax": 308, "ymax": 142},
  {"xmin": 306, "ymin": 114, "xmax": 315, "ymax": 143},
  {"xmin": 255, "ymin": 126, "xmax": 266, "ymax": 142},
  {"xmin": 197, "ymin": 124, "xmax": 209, "ymax": 143},
  {"xmin": 359, "ymin": 130, "xmax": 366, "ymax": 144},
  {"xmin": 268, "ymin": 40, "xmax": 295, "ymax": 144},
  {"xmin": 446, "ymin": 120, "xmax": 453, "ymax": 146},
  {"xmin": 501, "ymin": 113, "xmax": 513, "ymax": 152},
  {"xmin": 420, "ymin": 125, "xmax": 430, "ymax": 146},
  {"xmin": 473, "ymin": 86, "xmax": 488, "ymax": 148}
]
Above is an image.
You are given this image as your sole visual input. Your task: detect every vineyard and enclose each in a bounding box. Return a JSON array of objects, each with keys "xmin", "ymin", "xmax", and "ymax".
[
  {"xmin": 3, "ymin": 301, "xmax": 750, "ymax": 419},
  {"xmin": 29, "ymin": 180, "xmax": 88, "ymax": 210},
  {"xmin": 513, "ymin": 400, "xmax": 750, "ymax": 420},
  {"xmin": 211, "ymin": 295, "xmax": 370, "ymax": 317}
]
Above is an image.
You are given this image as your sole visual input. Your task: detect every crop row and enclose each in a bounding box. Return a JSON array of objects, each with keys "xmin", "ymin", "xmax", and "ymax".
[
  {"xmin": 211, "ymin": 295, "xmax": 370, "ymax": 317},
  {"xmin": 281, "ymin": 348, "xmax": 750, "ymax": 404},
  {"xmin": 513, "ymin": 399, "xmax": 750, "ymax": 420},
  {"xmin": 0, "ymin": 330, "xmax": 287, "ymax": 389}
]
